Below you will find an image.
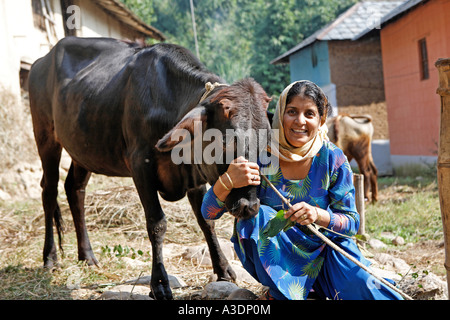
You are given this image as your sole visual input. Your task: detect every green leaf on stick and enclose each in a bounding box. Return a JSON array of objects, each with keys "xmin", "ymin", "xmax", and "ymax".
[{"xmin": 262, "ymin": 209, "xmax": 296, "ymax": 238}]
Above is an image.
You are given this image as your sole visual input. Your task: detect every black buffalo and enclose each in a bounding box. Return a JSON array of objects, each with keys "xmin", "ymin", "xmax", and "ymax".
[{"xmin": 28, "ymin": 37, "xmax": 271, "ymax": 299}]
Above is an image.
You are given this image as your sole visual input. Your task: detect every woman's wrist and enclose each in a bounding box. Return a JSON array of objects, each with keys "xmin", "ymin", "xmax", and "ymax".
[
  {"xmin": 218, "ymin": 175, "xmax": 232, "ymax": 191},
  {"xmin": 214, "ymin": 173, "xmax": 233, "ymax": 202},
  {"xmin": 314, "ymin": 207, "xmax": 330, "ymax": 227}
]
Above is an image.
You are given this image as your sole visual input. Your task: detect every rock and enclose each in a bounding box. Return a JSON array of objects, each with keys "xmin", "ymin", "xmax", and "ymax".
[
  {"xmin": 229, "ymin": 260, "xmax": 258, "ymax": 285},
  {"xmin": 100, "ymin": 284, "xmax": 152, "ymax": 300},
  {"xmin": 121, "ymin": 257, "xmax": 147, "ymax": 268},
  {"xmin": 218, "ymin": 238, "xmax": 237, "ymax": 260},
  {"xmin": 373, "ymin": 252, "xmax": 410, "ymax": 274},
  {"xmin": 370, "ymin": 266, "xmax": 402, "ymax": 282},
  {"xmin": 380, "ymin": 232, "xmax": 395, "ymax": 241},
  {"xmin": 0, "ymin": 189, "xmax": 11, "ymax": 201},
  {"xmin": 202, "ymin": 281, "xmax": 239, "ymax": 300},
  {"xmin": 392, "ymin": 236, "xmax": 405, "ymax": 246},
  {"xmin": 182, "ymin": 245, "xmax": 211, "ymax": 266},
  {"xmin": 168, "ymin": 274, "xmax": 188, "ymax": 288},
  {"xmin": 70, "ymin": 288, "xmax": 99, "ymax": 300},
  {"xmin": 207, "ymin": 261, "xmax": 258, "ymax": 286},
  {"xmin": 368, "ymin": 238, "xmax": 387, "ymax": 250},
  {"xmin": 398, "ymin": 272, "xmax": 448, "ymax": 300},
  {"xmin": 182, "ymin": 238, "xmax": 236, "ymax": 266},
  {"xmin": 227, "ymin": 288, "xmax": 258, "ymax": 300},
  {"xmin": 124, "ymin": 274, "xmax": 187, "ymax": 288}
]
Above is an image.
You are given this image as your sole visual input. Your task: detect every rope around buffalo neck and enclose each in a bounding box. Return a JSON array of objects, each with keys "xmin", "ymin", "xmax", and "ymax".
[
  {"xmin": 260, "ymin": 173, "xmax": 413, "ymax": 300},
  {"xmin": 199, "ymin": 82, "xmax": 229, "ymax": 103}
]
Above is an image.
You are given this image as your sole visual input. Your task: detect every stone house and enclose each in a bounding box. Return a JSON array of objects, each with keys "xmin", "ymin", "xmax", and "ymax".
[
  {"xmin": 0, "ymin": 0, "xmax": 164, "ymax": 100},
  {"xmin": 271, "ymin": 1, "xmax": 403, "ymax": 141}
]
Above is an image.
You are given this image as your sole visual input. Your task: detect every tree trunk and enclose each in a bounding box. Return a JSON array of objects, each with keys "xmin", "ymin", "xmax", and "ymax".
[{"xmin": 436, "ymin": 58, "xmax": 450, "ymax": 299}]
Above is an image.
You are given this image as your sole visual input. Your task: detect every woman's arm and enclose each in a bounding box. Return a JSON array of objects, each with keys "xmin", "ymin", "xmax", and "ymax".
[
  {"xmin": 201, "ymin": 185, "xmax": 228, "ymax": 220},
  {"xmin": 326, "ymin": 158, "xmax": 360, "ymax": 236}
]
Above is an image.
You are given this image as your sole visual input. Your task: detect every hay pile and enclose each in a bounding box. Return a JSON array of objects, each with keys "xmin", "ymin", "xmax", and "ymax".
[
  {"xmin": 0, "ymin": 89, "xmax": 36, "ymax": 171},
  {"xmin": 82, "ymin": 181, "xmax": 235, "ymax": 245},
  {"xmin": 0, "ymin": 89, "xmax": 41, "ymax": 201}
]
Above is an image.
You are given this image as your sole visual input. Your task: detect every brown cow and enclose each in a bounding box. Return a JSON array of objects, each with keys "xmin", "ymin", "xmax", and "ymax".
[{"xmin": 327, "ymin": 114, "xmax": 378, "ymax": 202}]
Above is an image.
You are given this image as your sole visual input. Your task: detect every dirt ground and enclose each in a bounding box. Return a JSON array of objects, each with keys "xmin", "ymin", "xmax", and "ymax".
[{"xmin": 0, "ymin": 167, "xmax": 447, "ymax": 300}]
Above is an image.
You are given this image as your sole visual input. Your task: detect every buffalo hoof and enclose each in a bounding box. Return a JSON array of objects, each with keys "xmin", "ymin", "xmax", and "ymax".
[
  {"xmin": 150, "ymin": 281, "xmax": 173, "ymax": 300},
  {"xmin": 43, "ymin": 258, "xmax": 59, "ymax": 269},
  {"xmin": 79, "ymin": 250, "xmax": 99, "ymax": 266},
  {"xmin": 216, "ymin": 264, "xmax": 236, "ymax": 282},
  {"xmin": 43, "ymin": 250, "xmax": 59, "ymax": 269}
]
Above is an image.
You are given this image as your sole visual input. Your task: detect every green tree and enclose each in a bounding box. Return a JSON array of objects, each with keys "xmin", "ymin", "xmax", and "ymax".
[{"xmin": 121, "ymin": 0, "xmax": 358, "ymax": 100}]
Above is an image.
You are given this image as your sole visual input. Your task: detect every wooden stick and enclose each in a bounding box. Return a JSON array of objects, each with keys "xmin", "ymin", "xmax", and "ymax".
[
  {"xmin": 260, "ymin": 174, "xmax": 413, "ymax": 300},
  {"xmin": 353, "ymin": 174, "xmax": 365, "ymax": 236},
  {"xmin": 436, "ymin": 58, "xmax": 450, "ymax": 299}
]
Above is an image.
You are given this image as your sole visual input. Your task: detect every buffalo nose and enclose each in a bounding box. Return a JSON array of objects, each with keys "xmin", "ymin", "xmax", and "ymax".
[{"xmin": 237, "ymin": 198, "xmax": 260, "ymax": 220}]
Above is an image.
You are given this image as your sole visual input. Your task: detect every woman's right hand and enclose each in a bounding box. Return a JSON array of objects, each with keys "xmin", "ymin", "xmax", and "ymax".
[
  {"xmin": 214, "ymin": 156, "xmax": 260, "ymax": 201},
  {"xmin": 225, "ymin": 156, "xmax": 260, "ymax": 188}
]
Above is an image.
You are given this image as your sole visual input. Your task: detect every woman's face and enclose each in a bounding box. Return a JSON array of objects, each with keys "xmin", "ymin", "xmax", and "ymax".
[{"xmin": 283, "ymin": 95, "xmax": 321, "ymax": 148}]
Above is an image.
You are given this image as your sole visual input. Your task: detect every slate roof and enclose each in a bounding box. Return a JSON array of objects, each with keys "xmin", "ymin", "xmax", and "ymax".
[
  {"xmin": 271, "ymin": 1, "xmax": 404, "ymax": 64},
  {"xmin": 94, "ymin": 0, "xmax": 165, "ymax": 41},
  {"xmin": 354, "ymin": 0, "xmax": 427, "ymax": 40}
]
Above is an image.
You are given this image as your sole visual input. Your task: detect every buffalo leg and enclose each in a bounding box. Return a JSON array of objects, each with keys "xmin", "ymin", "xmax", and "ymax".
[
  {"xmin": 355, "ymin": 158, "xmax": 371, "ymax": 202},
  {"xmin": 64, "ymin": 162, "xmax": 97, "ymax": 265},
  {"xmin": 131, "ymin": 160, "xmax": 172, "ymax": 300},
  {"xmin": 36, "ymin": 135, "xmax": 63, "ymax": 268},
  {"xmin": 347, "ymin": 140, "xmax": 373, "ymax": 202},
  {"xmin": 368, "ymin": 157, "xmax": 379, "ymax": 202},
  {"xmin": 187, "ymin": 186, "xmax": 236, "ymax": 281}
]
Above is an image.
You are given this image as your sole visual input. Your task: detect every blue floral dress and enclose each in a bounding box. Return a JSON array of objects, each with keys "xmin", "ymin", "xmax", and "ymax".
[{"xmin": 201, "ymin": 141, "xmax": 403, "ymax": 300}]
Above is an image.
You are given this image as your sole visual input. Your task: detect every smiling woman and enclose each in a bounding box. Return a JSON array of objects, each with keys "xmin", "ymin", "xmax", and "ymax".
[{"xmin": 201, "ymin": 80, "xmax": 404, "ymax": 300}]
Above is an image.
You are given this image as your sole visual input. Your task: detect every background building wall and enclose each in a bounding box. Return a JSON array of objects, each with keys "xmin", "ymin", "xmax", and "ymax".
[
  {"xmin": 329, "ymin": 36, "xmax": 385, "ymax": 106},
  {"xmin": 289, "ymin": 41, "xmax": 331, "ymax": 87},
  {"xmin": 381, "ymin": 0, "xmax": 449, "ymax": 160}
]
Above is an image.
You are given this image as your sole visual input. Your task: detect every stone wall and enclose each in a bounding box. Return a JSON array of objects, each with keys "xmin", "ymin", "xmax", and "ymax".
[
  {"xmin": 329, "ymin": 36, "xmax": 389, "ymax": 139},
  {"xmin": 329, "ymin": 36, "xmax": 386, "ymax": 107}
]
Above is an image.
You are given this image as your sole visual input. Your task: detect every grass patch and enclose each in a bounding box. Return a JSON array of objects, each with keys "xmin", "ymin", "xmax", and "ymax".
[
  {"xmin": 365, "ymin": 174, "xmax": 442, "ymax": 243},
  {"xmin": 0, "ymin": 264, "xmax": 70, "ymax": 300}
]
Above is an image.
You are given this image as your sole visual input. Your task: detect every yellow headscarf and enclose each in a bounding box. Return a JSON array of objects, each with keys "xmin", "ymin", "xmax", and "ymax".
[{"xmin": 270, "ymin": 80, "xmax": 329, "ymax": 162}]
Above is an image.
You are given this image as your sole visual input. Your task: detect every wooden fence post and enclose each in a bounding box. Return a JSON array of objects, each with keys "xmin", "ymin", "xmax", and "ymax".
[
  {"xmin": 436, "ymin": 58, "xmax": 450, "ymax": 299},
  {"xmin": 353, "ymin": 173, "xmax": 365, "ymax": 236}
]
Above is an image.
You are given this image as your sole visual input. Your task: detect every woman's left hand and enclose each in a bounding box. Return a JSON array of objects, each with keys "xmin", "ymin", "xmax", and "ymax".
[{"xmin": 284, "ymin": 202, "xmax": 318, "ymax": 225}]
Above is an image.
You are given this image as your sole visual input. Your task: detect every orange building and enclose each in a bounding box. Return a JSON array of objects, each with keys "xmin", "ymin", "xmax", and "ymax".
[{"xmin": 357, "ymin": 0, "xmax": 450, "ymax": 167}]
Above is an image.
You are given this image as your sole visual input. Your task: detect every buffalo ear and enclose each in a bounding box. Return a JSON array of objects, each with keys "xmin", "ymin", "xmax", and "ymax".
[
  {"xmin": 155, "ymin": 106, "xmax": 206, "ymax": 152},
  {"xmin": 219, "ymin": 98, "xmax": 232, "ymax": 119},
  {"xmin": 261, "ymin": 94, "xmax": 272, "ymax": 111}
]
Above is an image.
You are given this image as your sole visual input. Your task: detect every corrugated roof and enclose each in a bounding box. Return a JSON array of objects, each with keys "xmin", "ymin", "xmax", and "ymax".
[
  {"xmin": 94, "ymin": 0, "xmax": 165, "ymax": 41},
  {"xmin": 271, "ymin": 1, "xmax": 403, "ymax": 64},
  {"xmin": 354, "ymin": 0, "xmax": 427, "ymax": 40}
]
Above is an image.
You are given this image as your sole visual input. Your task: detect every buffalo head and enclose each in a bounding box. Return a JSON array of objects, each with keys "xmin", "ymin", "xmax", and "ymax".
[{"xmin": 155, "ymin": 78, "xmax": 272, "ymax": 220}]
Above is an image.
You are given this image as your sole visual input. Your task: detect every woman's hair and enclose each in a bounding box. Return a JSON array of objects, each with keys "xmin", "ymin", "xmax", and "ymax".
[{"xmin": 286, "ymin": 81, "xmax": 332, "ymax": 118}]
